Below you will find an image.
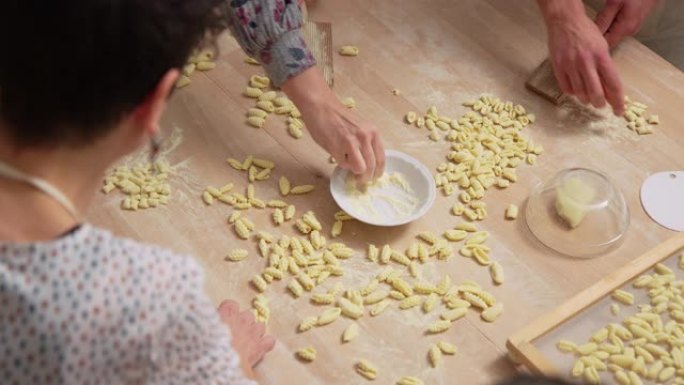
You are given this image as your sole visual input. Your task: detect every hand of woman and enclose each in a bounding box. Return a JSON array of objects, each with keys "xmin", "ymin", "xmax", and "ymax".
[
  {"xmin": 595, "ymin": 0, "xmax": 659, "ymax": 47},
  {"xmin": 540, "ymin": 0, "xmax": 625, "ymax": 115},
  {"xmin": 282, "ymin": 67, "xmax": 385, "ymax": 182},
  {"xmin": 218, "ymin": 300, "xmax": 276, "ymax": 377}
]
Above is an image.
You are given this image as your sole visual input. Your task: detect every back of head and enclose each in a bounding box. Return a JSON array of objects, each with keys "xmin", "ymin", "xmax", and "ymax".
[{"xmin": 0, "ymin": 0, "xmax": 228, "ymax": 148}]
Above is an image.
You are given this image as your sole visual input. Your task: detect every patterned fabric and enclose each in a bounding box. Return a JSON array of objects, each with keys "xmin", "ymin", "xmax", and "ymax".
[
  {"xmin": 227, "ymin": 0, "xmax": 316, "ymax": 86},
  {"xmin": 0, "ymin": 225, "xmax": 255, "ymax": 385}
]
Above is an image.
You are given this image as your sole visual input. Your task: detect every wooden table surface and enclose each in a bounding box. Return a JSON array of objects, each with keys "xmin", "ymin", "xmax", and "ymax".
[{"xmin": 88, "ymin": 1, "xmax": 684, "ymax": 384}]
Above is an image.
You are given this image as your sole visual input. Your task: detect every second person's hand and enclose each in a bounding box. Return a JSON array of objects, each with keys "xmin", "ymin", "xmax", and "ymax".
[
  {"xmin": 595, "ymin": 0, "xmax": 659, "ymax": 48},
  {"xmin": 538, "ymin": 0, "xmax": 625, "ymax": 115},
  {"xmin": 282, "ymin": 67, "xmax": 385, "ymax": 183}
]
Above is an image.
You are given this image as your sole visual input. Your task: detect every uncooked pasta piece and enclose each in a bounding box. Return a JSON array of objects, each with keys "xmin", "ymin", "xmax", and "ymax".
[
  {"xmin": 427, "ymin": 320, "xmax": 452, "ymax": 334},
  {"xmin": 228, "ymin": 211, "xmax": 242, "ymax": 224},
  {"xmin": 338, "ymin": 297, "xmax": 364, "ymax": 319},
  {"xmin": 298, "ymin": 316, "xmax": 317, "ymax": 332},
  {"xmin": 102, "ymin": 183, "xmax": 116, "ymax": 194},
  {"xmin": 451, "ymin": 202, "xmax": 465, "ymax": 216},
  {"xmin": 455, "ymin": 222, "xmax": 477, "ymax": 232},
  {"xmin": 317, "ymin": 307, "xmax": 342, "ymax": 326},
  {"xmin": 219, "ymin": 183, "xmax": 234, "ymax": 194},
  {"xmin": 391, "ymin": 279, "xmax": 414, "ymax": 297},
  {"xmin": 290, "ymin": 185, "xmax": 315, "ymax": 194},
  {"xmin": 182, "ymin": 63, "xmax": 196, "ymax": 76},
  {"xmin": 245, "ymin": 57, "xmax": 260, "ymax": 65},
  {"xmin": 441, "ymin": 307, "xmax": 468, "ymax": 322},
  {"xmin": 408, "ymin": 261, "xmax": 421, "ymax": 278},
  {"xmin": 612, "ymin": 289, "xmax": 635, "ymax": 305},
  {"xmin": 380, "ymin": 244, "xmax": 392, "ymax": 264},
  {"xmin": 202, "ymin": 191, "xmax": 214, "ymax": 205},
  {"xmin": 226, "ymin": 249, "xmax": 248, "ymax": 262},
  {"xmin": 341, "ymin": 97, "xmax": 356, "ymax": 108},
  {"xmin": 249, "ymin": 75, "xmax": 270, "ymax": 89},
  {"xmin": 196, "ymin": 61, "xmax": 216, "ymax": 71},
  {"xmin": 355, "ymin": 359, "xmax": 378, "ymax": 380},
  {"xmin": 236, "ymin": 217, "xmax": 254, "ymax": 231},
  {"xmin": 397, "ymin": 377, "xmax": 424, "ymax": 385},
  {"xmin": 176, "ymin": 75, "xmax": 191, "ymax": 88},
  {"xmin": 429, "ymin": 344, "xmax": 442, "ymax": 368},
  {"xmin": 418, "ymin": 231, "xmax": 439, "ymax": 245},
  {"xmin": 246, "ymin": 116, "xmax": 266, "ymax": 129},
  {"xmin": 377, "ymin": 267, "xmax": 395, "ymax": 282},
  {"xmin": 584, "ymin": 367, "xmax": 601, "ymax": 385},
  {"xmin": 390, "ymin": 251, "xmax": 411, "ymax": 266},
  {"xmin": 422, "ymin": 293, "xmax": 438, "ymax": 313},
  {"xmin": 399, "ymin": 295, "xmax": 422, "ymax": 310},
  {"xmin": 370, "ymin": 300, "xmax": 390, "ymax": 316},
  {"xmin": 438, "ymin": 341, "xmax": 457, "ymax": 355},
  {"xmin": 505, "ymin": 204, "xmax": 519, "ymax": 220},
  {"xmin": 302, "ymin": 211, "xmax": 322, "ymax": 231},
  {"xmin": 283, "ymin": 205, "xmax": 295, "ymax": 221},
  {"xmin": 481, "ymin": 303, "xmax": 503, "ymax": 322},
  {"xmin": 342, "ymin": 323, "xmax": 359, "ymax": 343},
  {"xmin": 288, "ymin": 279, "xmax": 304, "ymax": 298},
  {"xmin": 462, "ymin": 292, "xmax": 488, "ymax": 309},
  {"xmin": 234, "ymin": 220, "xmax": 251, "ymax": 239},
  {"xmin": 465, "ymin": 231, "xmax": 488, "ymax": 245},
  {"xmin": 311, "ymin": 293, "xmax": 335, "ymax": 305},
  {"xmin": 298, "ymin": 273, "xmax": 316, "ymax": 291},
  {"xmin": 256, "ymin": 100, "xmax": 275, "ymax": 113},
  {"xmin": 436, "ymin": 275, "xmax": 451, "ymax": 296},
  {"xmin": 252, "ymin": 275, "xmax": 268, "ymax": 293},
  {"xmin": 330, "ymin": 220, "xmax": 343, "ymax": 238},
  {"xmin": 295, "ymin": 346, "xmax": 317, "ymax": 362},
  {"xmin": 576, "ymin": 342, "xmax": 598, "ymax": 355},
  {"xmin": 364, "ymin": 289, "xmax": 388, "ymax": 305},
  {"xmin": 244, "ymin": 87, "xmax": 263, "ymax": 98},
  {"xmin": 490, "ymin": 262, "xmax": 504, "ymax": 285},
  {"xmin": 413, "ymin": 282, "xmax": 436, "ymax": 295},
  {"xmin": 443, "ymin": 229, "xmax": 468, "ymax": 242},
  {"xmin": 257, "ymin": 90, "xmax": 277, "ymax": 102},
  {"xmin": 278, "ymin": 176, "xmax": 291, "ymax": 196},
  {"xmin": 556, "ymin": 340, "xmax": 577, "ymax": 353},
  {"xmin": 339, "ymin": 45, "xmax": 360, "ymax": 56},
  {"xmin": 288, "ymin": 123, "xmax": 304, "ymax": 139},
  {"xmin": 332, "ymin": 247, "xmax": 354, "ymax": 259},
  {"xmin": 226, "ymin": 158, "xmax": 244, "ymax": 170},
  {"xmin": 367, "ymin": 244, "xmax": 379, "ymax": 262}
]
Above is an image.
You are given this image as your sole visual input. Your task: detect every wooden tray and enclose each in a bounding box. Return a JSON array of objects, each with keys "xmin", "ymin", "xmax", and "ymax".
[{"xmin": 506, "ymin": 233, "xmax": 684, "ymax": 375}]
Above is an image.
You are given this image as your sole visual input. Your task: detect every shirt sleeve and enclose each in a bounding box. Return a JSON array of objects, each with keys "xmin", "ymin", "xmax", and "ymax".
[
  {"xmin": 148, "ymin": 256, "xmax": 257, "ymax": 385},
  {"xmin": 226, "ymin": 0, "xmax": 316, "ymax": 86}
]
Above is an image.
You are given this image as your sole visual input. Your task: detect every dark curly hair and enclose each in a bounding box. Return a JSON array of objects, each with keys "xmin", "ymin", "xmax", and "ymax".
[{"xmin": 0, "ymin": 0, "xmax": 229, "ymax": 147}]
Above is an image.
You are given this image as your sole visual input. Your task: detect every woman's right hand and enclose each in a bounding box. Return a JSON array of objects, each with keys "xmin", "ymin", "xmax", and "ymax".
[
  {"xmin": 538, "ymin": 0, "xmax": 625, "ymax": 115},
  {"xmin": 282, "ymin": 67, "xmax": 385, "ymax": 183},
  {"xmin": 218, "ymin": 300, "xmax": 276, "ymax": 376}
]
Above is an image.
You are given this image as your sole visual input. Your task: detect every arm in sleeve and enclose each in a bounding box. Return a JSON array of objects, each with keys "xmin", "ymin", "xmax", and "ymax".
[{"xmin": 226, "ymin": 0, "xmax": 316, "ymax": 87}]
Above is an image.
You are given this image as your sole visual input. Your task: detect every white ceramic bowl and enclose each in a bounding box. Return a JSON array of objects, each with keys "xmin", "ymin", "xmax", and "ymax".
[{"xmin": 330, "ymin": 150, "xmax": 436, "ymax": 226}]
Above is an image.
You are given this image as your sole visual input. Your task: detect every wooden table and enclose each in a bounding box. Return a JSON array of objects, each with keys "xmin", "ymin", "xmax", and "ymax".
[{"xmin": 88, "ymin": 1, "xmax": 684, "ymax": 384}]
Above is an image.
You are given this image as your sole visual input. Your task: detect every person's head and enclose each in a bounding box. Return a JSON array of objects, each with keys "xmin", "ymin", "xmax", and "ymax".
[{"xmin": 0, "ymin": 0, "xmax": 228, "ymax": 159}]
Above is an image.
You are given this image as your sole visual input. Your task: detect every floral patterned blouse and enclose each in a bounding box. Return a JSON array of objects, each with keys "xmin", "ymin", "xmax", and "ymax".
[{"xmin": 227, "ymin": 0, "xmax": 316, "ymax": 86}]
